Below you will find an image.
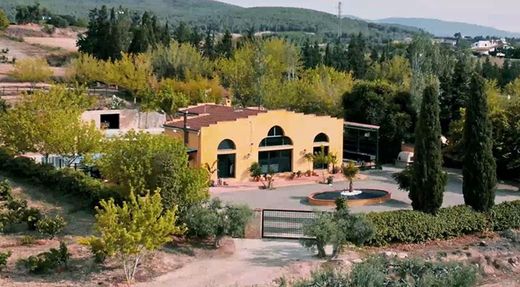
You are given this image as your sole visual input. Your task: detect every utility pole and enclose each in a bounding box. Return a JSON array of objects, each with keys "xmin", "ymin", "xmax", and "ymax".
[{"xmin": 337, "ymin": 1, "xmax": 342, "ymax": 39}]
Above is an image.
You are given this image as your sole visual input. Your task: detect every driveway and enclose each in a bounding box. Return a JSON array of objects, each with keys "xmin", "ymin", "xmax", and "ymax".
[
  {"xmin": 143, "ymin": 239, "xmax": 322, "ymax": 287},
  {"xmin": 214, "ymin": 166, "xmax": 520, "ymax": 213}
]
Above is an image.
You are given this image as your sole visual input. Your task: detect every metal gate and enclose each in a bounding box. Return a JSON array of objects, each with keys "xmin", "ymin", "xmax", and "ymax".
[{"xmin": 261, "ymin": 209, "xmax": 317, "ymax": 239}]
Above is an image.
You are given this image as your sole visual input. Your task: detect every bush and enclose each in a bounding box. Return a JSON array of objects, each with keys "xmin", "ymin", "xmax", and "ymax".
[
  {"xmin": 22, "ymin": 208, "xmax": 42, "ymax": 231},
  {"xmin": 78, "ymin": 237, "xmax": 107, "ymax": 263},
  {"xmin": 19, "ymin": 235, "xmax": 36, "ymax": 246},
  {"xmin": 183, "ymin": 199, "xmax": 253, "ymax": 247},
  {"xmin": 18, "ymin": 242, "xmax": 70, "ymax": 274},
  {"xmin": 301, "ymin": 212, "xmax": 337, "ymax": 258},
  {"xmin": 225, "ymin": 204, "xmax": 254, "ymax": 238},
  {"xmin": 366, "ymin": 205, "xmax": 488, "ymax": 246},
  {"xmin": 302, "ymin": 200, "xmax": 375, "ymax": 257},
  {"xmin": 0, "ymin": 148, "xmax": 122, "ymax": 208},
  {"xmin": 0, "ymin": 251, "xmax": 11, "ymax": 272},
  {"xmin": 36, "ymin": 215, "xmax": 66, "ymax": 239},
  {"xmin": 0, "ymin": 179, "xmax": 13, "ymax": 201},
  {"xmin": 490, "ymin": 201, "xmax": 520, "ymax": 231},
  {"xmin": 249, "ymin": 162, "xmax": 262, "ymax": 180},
  {"xmin": 292, "ymin": 256, "xmax": 479, "ymax": 287}
]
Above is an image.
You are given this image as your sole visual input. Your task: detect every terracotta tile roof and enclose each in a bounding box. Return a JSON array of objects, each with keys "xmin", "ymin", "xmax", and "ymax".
[{"xmin": 164, "ymin": 104, "xmax": 266, "ymax": 131}]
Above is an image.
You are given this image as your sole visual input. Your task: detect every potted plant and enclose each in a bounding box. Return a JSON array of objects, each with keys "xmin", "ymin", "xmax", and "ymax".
[
  {"xmin": 249, "ymin": 162, "xmax": 262, "ymax": 182},
  {"xmin": 342, "ymin": 162, "xmax": 360, "ymax": 193},
  {"xmin": 260, "ymin": 168, "xmax": 275, "ymax": 190},
  {"xmin": 305, "ymin": 146, "xmax": 332, "ymax": 183},
  {"xmin": 326, "ymin": 175, "xmax": 334, "ymax": 185},
  {"xmin": 329, "ymin": 153, "xmax": 339, "ymax": 174},
  {"xmin": 204, "ymin": 161, "xmax": 218, "ymax": 187}
]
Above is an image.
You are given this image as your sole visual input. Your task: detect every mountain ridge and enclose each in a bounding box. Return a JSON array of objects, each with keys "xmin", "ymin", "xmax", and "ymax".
[
  {"xmin": 0, "ymin": 0, "xmax": 418, "ymax": 39},
  {"xmin": 375, "ymin": 17, "xmax": 520, "ymax": 38}
]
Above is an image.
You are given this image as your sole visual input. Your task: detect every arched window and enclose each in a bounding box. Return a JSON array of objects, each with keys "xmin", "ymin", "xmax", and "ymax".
[
  {"xmin": 218, "ymin": 139, "xmax": 236, "ymax": 150},
  {"xmin": 268, "ymin": 126, "xmax": 285, "ymax": 137},
  {"xmin": 314, "ymin": 133, "xmax": 329, "ymax": 143},
  {"xmin": 258, "ymin": 126, "xmax": 293, "ymax": 173},
  {"xmin": 260, "ymin": 126, "xmax": 293, "ymax": 147}
]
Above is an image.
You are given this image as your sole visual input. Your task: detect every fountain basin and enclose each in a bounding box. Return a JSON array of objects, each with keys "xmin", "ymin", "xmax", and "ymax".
[{"xmin": 308, "ymin": 189, "xmax": 391, "ymax": 207}]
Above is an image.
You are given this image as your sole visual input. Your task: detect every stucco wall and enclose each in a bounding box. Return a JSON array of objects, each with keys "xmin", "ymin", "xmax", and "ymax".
[
  {"xmin": 198, "ymin": 110, "xmax": 344, "ymax": 182},
  {"xmin": 81, "ymin": 109, "xmax": 165, "ymax": 130}
]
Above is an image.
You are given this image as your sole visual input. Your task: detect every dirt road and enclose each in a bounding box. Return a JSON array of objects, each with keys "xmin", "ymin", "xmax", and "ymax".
[{"xmin": 143, "ymin": 239, "xmax": 322, "ymax": 287}]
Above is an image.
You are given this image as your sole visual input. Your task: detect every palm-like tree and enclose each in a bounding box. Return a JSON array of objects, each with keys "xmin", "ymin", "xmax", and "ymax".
[{"xmin": 342, "ymin": 162, "xmax": 359, "ymax": 193}]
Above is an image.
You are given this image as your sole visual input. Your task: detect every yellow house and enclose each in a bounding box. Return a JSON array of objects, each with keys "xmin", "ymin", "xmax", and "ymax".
[{"xmin": 164, "ymin": 104, "xmax": 344, "ymax": 182}]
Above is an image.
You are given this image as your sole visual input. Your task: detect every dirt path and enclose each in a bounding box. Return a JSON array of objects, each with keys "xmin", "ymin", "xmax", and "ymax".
[{"xmin": 143, "ymin": 239, "xmax": 323, "ymax": 287}]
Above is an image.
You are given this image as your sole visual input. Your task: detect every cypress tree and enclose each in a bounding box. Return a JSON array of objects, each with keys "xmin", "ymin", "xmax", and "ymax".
[
  {"xmin": 409, "ymin": 79, "xmax": 447, "ymax": 214},
  {"xmin": 463, "ymin": 74, "xmax": 497, "ymax": 212}
]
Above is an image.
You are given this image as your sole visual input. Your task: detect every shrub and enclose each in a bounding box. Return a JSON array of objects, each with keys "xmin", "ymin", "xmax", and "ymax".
[
  {"xmin": 302, "ymin": 200, "xmax": 375, "ymax": 257},
  {"xmin": 249, "ymin": 162, "xmax": 262, "ymax": 180},
  {"xmin": 19, "ymin": 235, "xmax": 36, "ymax": 246},
  {"xmin": 366, "ymin": 205, "xmax": 488, "ymax": 246},
  {"xmin": 301, "ymin": 212, "xmax": 337, "ymax": 258},
  {"xmin": 490, "ymin": 200, "xmax": 520, "ymax": 231},
  {"xmin": 22, "ymin": 208, "xmax": 42, "ymax": 231},
  {"xmin": 78, "ymin": 236, "xmax": 107, "ymax": 263},
  {"xmin": 18, "ymin": 242, "xmax": 70, "ymax": 274},
  {"xmin": 225, "ymin": 204, "xmax": 254, "ymax": 238},
  {"xmin": 292, "ymin": 256, "xmax": 479, "ymax": 287},
  {"xmin": 0, "ymin": 179, "xmax": 13, "ymax": 201},
  {"xmin": 0, "ymin": 148, "xmax": 122, "ymax": 208},
  {"xmin": 36, "ymin": 215, "xmax": 66, "ymax": 239},
  {"xmin": 183, "ymin": 199, "xmax": 253, "ymax": 247},
  {"xmin": 0, "ymin": 251, "xmax": 11, "ymax": 272}
]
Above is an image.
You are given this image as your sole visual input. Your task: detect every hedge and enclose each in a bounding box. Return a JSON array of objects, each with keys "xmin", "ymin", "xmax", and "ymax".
[
  {"xmin": 0, "ymin": 148, "xmax": 121, "ymax": 208},
  {"xmin": 366, "ymin": 201, "xmax": 520, "ymax": 246}
]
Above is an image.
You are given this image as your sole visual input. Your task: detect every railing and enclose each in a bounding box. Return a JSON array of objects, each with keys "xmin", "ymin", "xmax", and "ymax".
[{"xmin": 0, "ymin": 85, "xmax": 120, "ymax": 98}]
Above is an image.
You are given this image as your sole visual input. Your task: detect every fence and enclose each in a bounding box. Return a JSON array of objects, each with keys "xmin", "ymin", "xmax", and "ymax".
[
  {"xmin": 0, "ymin": 85, "xmax": 120, "ymax": 98},
  {"xmin": 261, "ymin": 209, "xmax": 317, "ymax": 239}
]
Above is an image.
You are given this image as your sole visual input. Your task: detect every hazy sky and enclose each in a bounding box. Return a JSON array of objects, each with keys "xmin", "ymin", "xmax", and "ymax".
[{"xmin": 219, "ymin": 0, "xmax": 520, "ymax": 32}]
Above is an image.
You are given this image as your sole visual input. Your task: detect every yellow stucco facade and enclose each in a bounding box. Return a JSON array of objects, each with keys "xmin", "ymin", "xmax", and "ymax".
[{"xmin": 165, "ymin": 108, "xmax": 343, "ymax": 182}]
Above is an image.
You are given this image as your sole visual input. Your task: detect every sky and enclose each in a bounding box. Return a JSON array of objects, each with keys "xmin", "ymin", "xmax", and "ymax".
[{"xmin": 218, "ymin": 0, "xmax": 520, "ymax": 32}]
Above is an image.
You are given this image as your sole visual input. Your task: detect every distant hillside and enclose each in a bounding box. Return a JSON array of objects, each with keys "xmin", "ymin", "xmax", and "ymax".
[
  {"xmin": 0, "ymin": 0, "xmax": 418, "ymax": 39},
  {"xmin": 376, "ymin": 17, "xmax": 520, "ymax": 38}
]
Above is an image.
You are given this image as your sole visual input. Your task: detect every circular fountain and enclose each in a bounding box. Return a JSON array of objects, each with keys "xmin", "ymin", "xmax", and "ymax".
[{"xmin": 308, "ymin": 189, "xmax": 391, "ymax": 207}]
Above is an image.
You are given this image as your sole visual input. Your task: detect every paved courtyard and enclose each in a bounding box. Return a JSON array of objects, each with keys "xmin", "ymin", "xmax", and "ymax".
[{"xmin": 213, "ymin": 166, "xmax": 520, "ymax": 213}]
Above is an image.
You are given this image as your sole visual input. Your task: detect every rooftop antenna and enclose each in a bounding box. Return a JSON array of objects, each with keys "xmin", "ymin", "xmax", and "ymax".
[{"xmin": 337, "ymin": 1, "xmax": 342, "ymax": 39}]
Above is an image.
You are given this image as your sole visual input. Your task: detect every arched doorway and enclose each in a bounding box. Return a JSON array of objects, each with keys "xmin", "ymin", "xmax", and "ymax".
[
  {"xmin": 313, "ymin": 133, "xmax": 330, "ymax": 169},
  {"xmin": 258, "ymin": 126, "xmax": 293, "ymax": 173},
  {"xmin": 217, "ymin": 139, "xmax": 236, "ymax": 178}
]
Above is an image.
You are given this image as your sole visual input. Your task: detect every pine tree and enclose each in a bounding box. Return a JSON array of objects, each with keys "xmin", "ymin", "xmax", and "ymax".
[
  {"xmin": 217, "ymin": 30, "xmax": 233, "ymax": 58},
  {"xmin": 409, "ymin": 79, "xmax": 447, "ymax": 214},
  {"xmin": 203, "ymin": 29, "xmax": 216, "ymax": 59},
  {"xmin": 462, "ymin": 74, "xmax": 497, "ymax": 212},
  {"xmin": 302, "ymin": 40, "xmax": 321, "ymax": 68},
  {"xmin": 346, "ymin": 33, "xmax": 368, "ymax": 79}
]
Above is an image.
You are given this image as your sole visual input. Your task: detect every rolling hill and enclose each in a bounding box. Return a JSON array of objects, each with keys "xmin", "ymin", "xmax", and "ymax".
[
  {"xmin": 0, "ymin": 0, "xmax": 418, "ymax": 39},
  {"xmin": 376, "ymin": 17, "xmax": 520, "ymax": 38}
]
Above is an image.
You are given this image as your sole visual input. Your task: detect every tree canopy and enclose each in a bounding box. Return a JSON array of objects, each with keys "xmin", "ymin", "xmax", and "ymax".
[
  {"xmin": 0, "ymin": 85, "xmax": 101, "ymax": 164},
  {"xmin": 95, "ymin": 131, "xmax": 209, "ymax": 209}
]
